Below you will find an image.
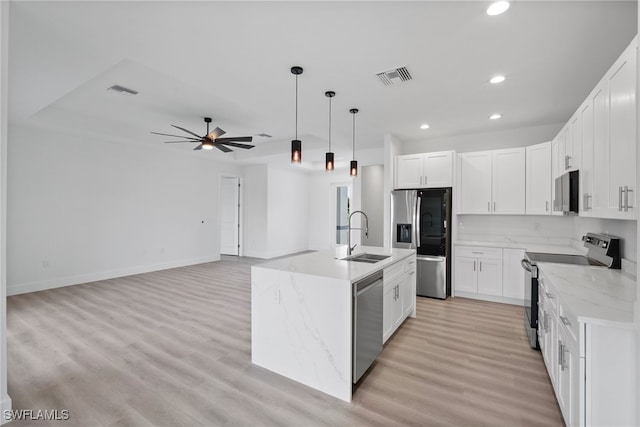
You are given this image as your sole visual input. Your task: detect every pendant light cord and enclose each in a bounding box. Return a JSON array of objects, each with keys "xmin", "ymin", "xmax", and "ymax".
[
  {"xmin": 328, "ymin": 96, "xmax": 332, "ymax": 151},
  {"xmin": 352, "ymin": 113, "xmax": 355, "ymax": 158},
  {"xmin": 295, "ymin": 76, "xmax": 298, "ymax": 140}
]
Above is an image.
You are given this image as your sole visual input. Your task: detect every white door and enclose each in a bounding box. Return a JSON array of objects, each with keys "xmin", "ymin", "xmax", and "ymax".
[
  {"xmin": 492, "ymin": 148, "xmax": 525, "ymax": 214},
  {"xmin": 476, "ymin": 258, "xmax": 503, "ymax": 296},
  {"xmin": 423, "ymin": 151, "xmax": 453, "ymax": 187},
  {"xmin": 458, "ymin": 152, "xmax": 492, "ymax": 214},
  {"xmin": 526, "ymin": 142, "xmax": 551, "ymax": 215},
  {"xmin": 395, "ymin": 155, "xmax": 424, "ymax": 189},
  {"xmin": 220, "ymin": 177, "xmax": 239, "ymax": 255}
]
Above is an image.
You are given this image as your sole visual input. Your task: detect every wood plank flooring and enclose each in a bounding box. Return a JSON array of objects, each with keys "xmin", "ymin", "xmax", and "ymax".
[{"xmin": 6, "ymin": 256, "xmax": 563, "ymax": 426}]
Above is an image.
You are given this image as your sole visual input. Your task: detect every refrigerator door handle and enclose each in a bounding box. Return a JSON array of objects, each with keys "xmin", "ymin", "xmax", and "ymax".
[{"xmin": 415, "ymin": 196, "xmax": 421, "ymax": 249}]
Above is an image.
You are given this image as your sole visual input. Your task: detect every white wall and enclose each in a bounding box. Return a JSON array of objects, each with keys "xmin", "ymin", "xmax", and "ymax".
[
  {"xmin": 266, "ymin": 166, "xmax": 309, "ymax": 258},
  {"xmin": 0, "ymin": 0, "xmax": 11, "ymax": 419},
  {"xmin": 243, "ymin": 164, "xmax": 268, "ymax": 258},
  {"xmin": 7, "ymin": 125, "xmax": 241, "ymax": 295},
  {"xmin": 361, "ymin": 165, "xmax": 384, "ymax": 247},
  {"xmin": 243, "ymin": 164, "xmax": 309, "ymax": 258},
  {"xmin": 402, "ymin": 122, "xmax": 563, "ymax": 155}
]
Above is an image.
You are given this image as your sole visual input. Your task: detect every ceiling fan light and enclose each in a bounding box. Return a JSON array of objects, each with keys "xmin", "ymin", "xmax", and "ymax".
[
  {"xmin": 325, "ymin": 152, "xmax": 335, "ymax": 172},
  {"xmin": 291, "ymin": 139, "xmax": 302, "ymax": 164},
  {"xmin": 350, "ymin": 160, "xmax": 358, "ymax": 177},
  {"xmin": 202, "ymin": 141, "xmax": 214, "ymax": 150}
]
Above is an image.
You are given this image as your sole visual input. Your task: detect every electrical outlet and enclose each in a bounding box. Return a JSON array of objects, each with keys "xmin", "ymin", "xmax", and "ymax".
[
  {"xmin": 533, "ymin": 222, "xmax": 541, "ymax": 232},
  {"xmin": 42, "ymin": 260, "xmax": 49, "ymax": 268}
]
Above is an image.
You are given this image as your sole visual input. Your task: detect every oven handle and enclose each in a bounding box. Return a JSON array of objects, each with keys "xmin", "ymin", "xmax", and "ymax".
[{"xmin": 521, "ymin": 259, "xmax": 532, "ymax": 272}]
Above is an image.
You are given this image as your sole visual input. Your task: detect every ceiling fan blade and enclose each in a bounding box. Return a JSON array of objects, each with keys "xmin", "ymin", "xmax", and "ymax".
[
  {"xmin": 151, "ymin": 131, "xmax": 200, "ymax": 141},
  {"xmin": 217, "ymin": 141, "xmax": 255, "ymax": 149},
  {"xmin": 163, "ymin": 141, "xmax": 195, "ymax": 143},
  {"xmin": 214, "ymin": 143, "xmax": 233, "ymax": 153},
  {"xmin": 207, "ymin": 127, "xmax": 226, "ymax": 139},
  {"xmin": 193, "ymin": 144, "xmax": 203, "ymax": 151},
  {"xmin": 171, "ymin": 125, "xmax": 203, "ymax": 139},
  {"xmin": 214, "ymin": 136, "xmax": 253, "ymax": 143}
]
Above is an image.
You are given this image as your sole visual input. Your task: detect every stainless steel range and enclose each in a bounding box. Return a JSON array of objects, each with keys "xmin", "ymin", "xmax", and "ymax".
[{"xmin": 521, "ymin": 233, "xmax": 621, "ymax": 349}]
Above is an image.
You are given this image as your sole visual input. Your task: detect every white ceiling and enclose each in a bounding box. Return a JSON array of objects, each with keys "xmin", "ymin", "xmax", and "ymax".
[{"xmin": 7, "ymin": 1, "xmax": 638, "ymax": 166}]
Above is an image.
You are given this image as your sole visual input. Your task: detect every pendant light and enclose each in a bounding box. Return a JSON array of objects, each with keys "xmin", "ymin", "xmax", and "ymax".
[
  {"xmin": 349, "ymin": 108, "xmax": 359, "ymax": 176},
  {"xmin": 325, "ymin": 91, "xmax": 335, "ymax": 171},
  {"xmin": 290, "ymin": 66, "xmax": 303, "ymax": 164}
]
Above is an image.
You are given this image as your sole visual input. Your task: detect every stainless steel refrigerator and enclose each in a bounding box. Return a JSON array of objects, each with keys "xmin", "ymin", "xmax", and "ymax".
[{"xmin": 391, "ymin": 188, "xmax": 452, "ymax": 299}]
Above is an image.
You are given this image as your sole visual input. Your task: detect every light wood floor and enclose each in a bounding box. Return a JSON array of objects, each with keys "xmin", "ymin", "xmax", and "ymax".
[{"xmin": 7, "ymin": 257, "xmax": 563, "ymax": 426}]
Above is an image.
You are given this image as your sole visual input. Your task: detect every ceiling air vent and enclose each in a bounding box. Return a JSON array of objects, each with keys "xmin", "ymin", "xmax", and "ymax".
[
  {"xmin": 107, "ymin": 84, "xmax": 139, "ymax": 95},
  {"xmin": 376, "ymin": 66, "xmax": 412, "ymax": 86},
  {"xmin": 256, "ymin": 133, "xmax": 272, "ymax": 138}
]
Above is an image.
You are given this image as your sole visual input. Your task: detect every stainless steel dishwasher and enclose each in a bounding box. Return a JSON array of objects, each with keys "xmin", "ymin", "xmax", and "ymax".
[{"xmin": 352, "ymin": 270, "xmax": 383, "ymax": 384}]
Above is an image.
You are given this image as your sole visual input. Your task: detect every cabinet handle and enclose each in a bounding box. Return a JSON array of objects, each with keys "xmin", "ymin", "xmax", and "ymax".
[
  {"xmin": 558, "ymin": 342, "xmax": 566, "ymax": 371},
  {"xmin": 493, "ymin": 202, "xmax": 496, "ymax": 212},
  {"xmin": 479, "ymin": 261, "xmax": 482, "ymax": 272},
  {"xmin": 583, "ymin": 193, "xmax": 592, "ymax": 211},
  {"xmin": 624, "ymin": 186, "xmax": 633, "ymax": 211},
  {"xmin": 566, "ymin": 155, "xmax": 572, "ymax": 170},
  {"xmin": 619, "ymin": 186, "xmax": 623, "ymax": 211},
  {"xmin": 473, "ymin": 261, "xmax": 476, "ymax": 271},
  {"xmin": 545, "ymin": 292, "xmax": 553, "ymax": 299},
  {"xmin": 419, "ymin": 176, "xmax": 423, "ymax": 186},
  {"xmin": 487, "ymin": 202, "xmax": 490, "ymax": 212},
  {"xmin": 545, "ymin": 201, "xmax": 549, "ymax": 212},
  {"xmin": 560, "ymin": 316, "xmax": 570, "ymax": 326},
  {"xmin": 424, "ymin": 176, "xmax": 427, "ymax": 186}
]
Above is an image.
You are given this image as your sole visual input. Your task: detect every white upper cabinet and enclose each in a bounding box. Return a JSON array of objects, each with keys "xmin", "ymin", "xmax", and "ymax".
[
  {"xmin": 395, "ymin": 151, "xmax": 454, "ymax": 189},
  {"xmin": 606, "ymin": 41, "xmax": 636, "ymax": 218},
  {"xmin": 492, "ymin": 148, "xmax": 526, "ymax": 214},
  {"xmin": 526, "ymin": 142, "xmax": 552, "ymax": 215},
  {"xmin": 591, "ymin": 82, "xmax": 609, "ymax": 216},
  {"xmin": 580, "ymin": 97, "xmax": 595, "ymax": 215},
  {"xmin": 395, "ymin": 154, "xmax": 423, "ymax": 189},
  {"xmin": 457, "ymin": 148, "xmax": 525, "ymax": 215},
  {"xmin": 458, "ymin": 151, "xmax": 493, "ymax": 214}
]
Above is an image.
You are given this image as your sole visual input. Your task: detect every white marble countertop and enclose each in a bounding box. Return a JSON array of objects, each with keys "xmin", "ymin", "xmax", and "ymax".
[
  {"xmin": 538, "ymin": 263, "xmax": 637, "ymax": 327},
  {"xmin": 254, "ymin": 246, "xmax": 415, "ymax": 283},
  {"xmin": 455, "ymin": 240, "xmax": 582, "ymax": 255}
]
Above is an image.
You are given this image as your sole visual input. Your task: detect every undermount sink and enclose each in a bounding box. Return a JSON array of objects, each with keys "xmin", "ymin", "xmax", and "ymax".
[{"xmin": 342, "ymin": 253, "xmax": 390, "ymax": 264}]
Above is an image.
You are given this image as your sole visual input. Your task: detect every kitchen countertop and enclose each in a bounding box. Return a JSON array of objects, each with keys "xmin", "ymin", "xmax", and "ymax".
[
  {"xmin": 455, "ymin": 240, "xmax": 582, "ymax": 255},
  {"xmin": 255, "ymin": 246, "xmax": 415, "ymax": 283},
  {"xmin": 538, "ymin": 262, "xmax": 637, "ymax": 327}
]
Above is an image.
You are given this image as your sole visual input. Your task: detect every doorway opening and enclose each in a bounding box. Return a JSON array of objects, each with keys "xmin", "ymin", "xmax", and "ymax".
[
  {"xmin": 220, "ymin": 176, "xmax": 241, "ymax": 256},
  {"xmin": 332, "ymin": 184, "xmax": 352, "ymax": 247}
]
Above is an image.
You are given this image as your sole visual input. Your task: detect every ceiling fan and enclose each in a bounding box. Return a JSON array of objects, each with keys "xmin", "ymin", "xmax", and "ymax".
[{"xmin": 151, "ymin": 117, "xmax": 254, "ymax": 152}]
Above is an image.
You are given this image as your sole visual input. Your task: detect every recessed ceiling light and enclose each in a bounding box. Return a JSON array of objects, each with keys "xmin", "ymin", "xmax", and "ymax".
[
  {"xmin": 486, "ymin": 1, "xmax": 510, "ymax": 16},
  {"xmin": 490, "ymin": 75, "xmax": 506, "ymax": 84},
  {"xmin": 489, "ymin": 113, "xmax": 502, "ymax": 120},
  {"xmin": 420, "ymin": 124, "xmax": 430, "ymax": 130}
]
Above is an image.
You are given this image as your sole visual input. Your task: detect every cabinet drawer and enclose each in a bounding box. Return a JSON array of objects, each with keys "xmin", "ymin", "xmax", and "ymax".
[
  {"xmin": 384, "ymin": 261, "xmax": 405, "ymax": 282},
  {"xmin": 405, "ymin": 256, "xmax": 417, "ymax": 272},
  {"xmin": 558, "ymin": 304, "xmax": 579, "ymax": 345},
  {"xmin": 456, "ymin": 246, "xmax": 503, "ymax": 259}
]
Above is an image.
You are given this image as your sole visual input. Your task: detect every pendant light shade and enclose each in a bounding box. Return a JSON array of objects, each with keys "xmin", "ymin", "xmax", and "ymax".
[
  {"xmin": 349, "ymin": 108, "xmax": 359, "ymax": 176},
  {"xmin": 325, "ymin": 91, "xmax": 335, "ymax": 172},
  {"xmin": 291, "ymin": 66, "xmax": 303, "ymax": 164}
]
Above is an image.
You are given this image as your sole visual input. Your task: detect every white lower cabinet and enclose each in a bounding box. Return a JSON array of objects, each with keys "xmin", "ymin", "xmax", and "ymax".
[
  {"xmin": 383, "ymin": 255, "xmax": 416, "ymax": 343},
  {"xmin": 539, "ymin": 271, "xmax": 637, "ymax": 427},
  {"xmin": 454, "ymin": 246, "xmax": 524, "ymax": 305}
]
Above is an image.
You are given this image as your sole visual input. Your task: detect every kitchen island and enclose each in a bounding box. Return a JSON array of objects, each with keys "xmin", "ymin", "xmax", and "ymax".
[{"xmin": 251, "ymin": 246, "xmax": 416, "ymax": 402}]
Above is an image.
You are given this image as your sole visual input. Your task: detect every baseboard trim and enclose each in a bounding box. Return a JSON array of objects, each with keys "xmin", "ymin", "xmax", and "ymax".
[
  {"xmin": 453, "ymin": 291, "xmax": 524, "ymax": 306},
  {"xmin": 7, "ymin": 255, "xmax": 220, "ymax": 296}
]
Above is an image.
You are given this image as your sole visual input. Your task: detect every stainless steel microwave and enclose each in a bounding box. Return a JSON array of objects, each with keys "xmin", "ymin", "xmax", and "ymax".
[{"xmin": 554, "ymin": 170, "xmax": 579, "ymax": 215}]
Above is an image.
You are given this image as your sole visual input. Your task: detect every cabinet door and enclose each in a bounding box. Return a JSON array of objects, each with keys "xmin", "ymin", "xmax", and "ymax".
[
  {"xmin": 565, "ymin": 114, "xmax": 580, "ymax": 172},
  {"xmin": 402, "ymin": 270, "xmax": 416, "ymax": 318},
  {"xmin": 382, "ymin": 285, "xmax": 395, "ymax": 343},
  {"xmin": 557, "ymin": 328, "xmax": 578, "ymax": 426},
  {"xmin": 607, "ymin": 44, "xmax": 636, "ymax": 219},
  {"xmin": 591, "ymin": 83, "xmax": 609, "ymax": 216},
  {"xmin": 454, "ymin": 256, "xmax": 477, "ymax": 293},
  {"xmin": 395, "ymin": 155, "xmax": 424, "ymax": 189},
  {"xmin": 423, "ymin": 151, "xmax": 453, "ymax": 187},
  {"xmin": 458, "ymin": 152, "xmax": 492, "ymax": 214},
  {"xmin": 580, "ymin": 98, "xmax": 594, "ymax": 215},
  {"xmin": 526, "ymin": 142, "xmax": 552, "ymax": 215},
  {"xmin": 502, "ymin": 249, "xmax": 525, "ymax": 301},
  {"xmin": 477, "ymin": 258, "xmax": 503, "ymax": 296},
  {"xmin": 551, "ymin": 138, "xmax": 563, "ymax": 216},
  {"xmin": 392, "ymin": 282, "xmax": 404, "ymax": 330},
  {"xmin": 492, "ymin": 148, "xmax": 525, "ymax": 214}
]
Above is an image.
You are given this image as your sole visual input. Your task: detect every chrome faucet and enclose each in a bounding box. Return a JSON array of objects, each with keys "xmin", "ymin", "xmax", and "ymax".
[{"xmin": 347, "ymin": 210, "xmax": 369, "ymax": 256}]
